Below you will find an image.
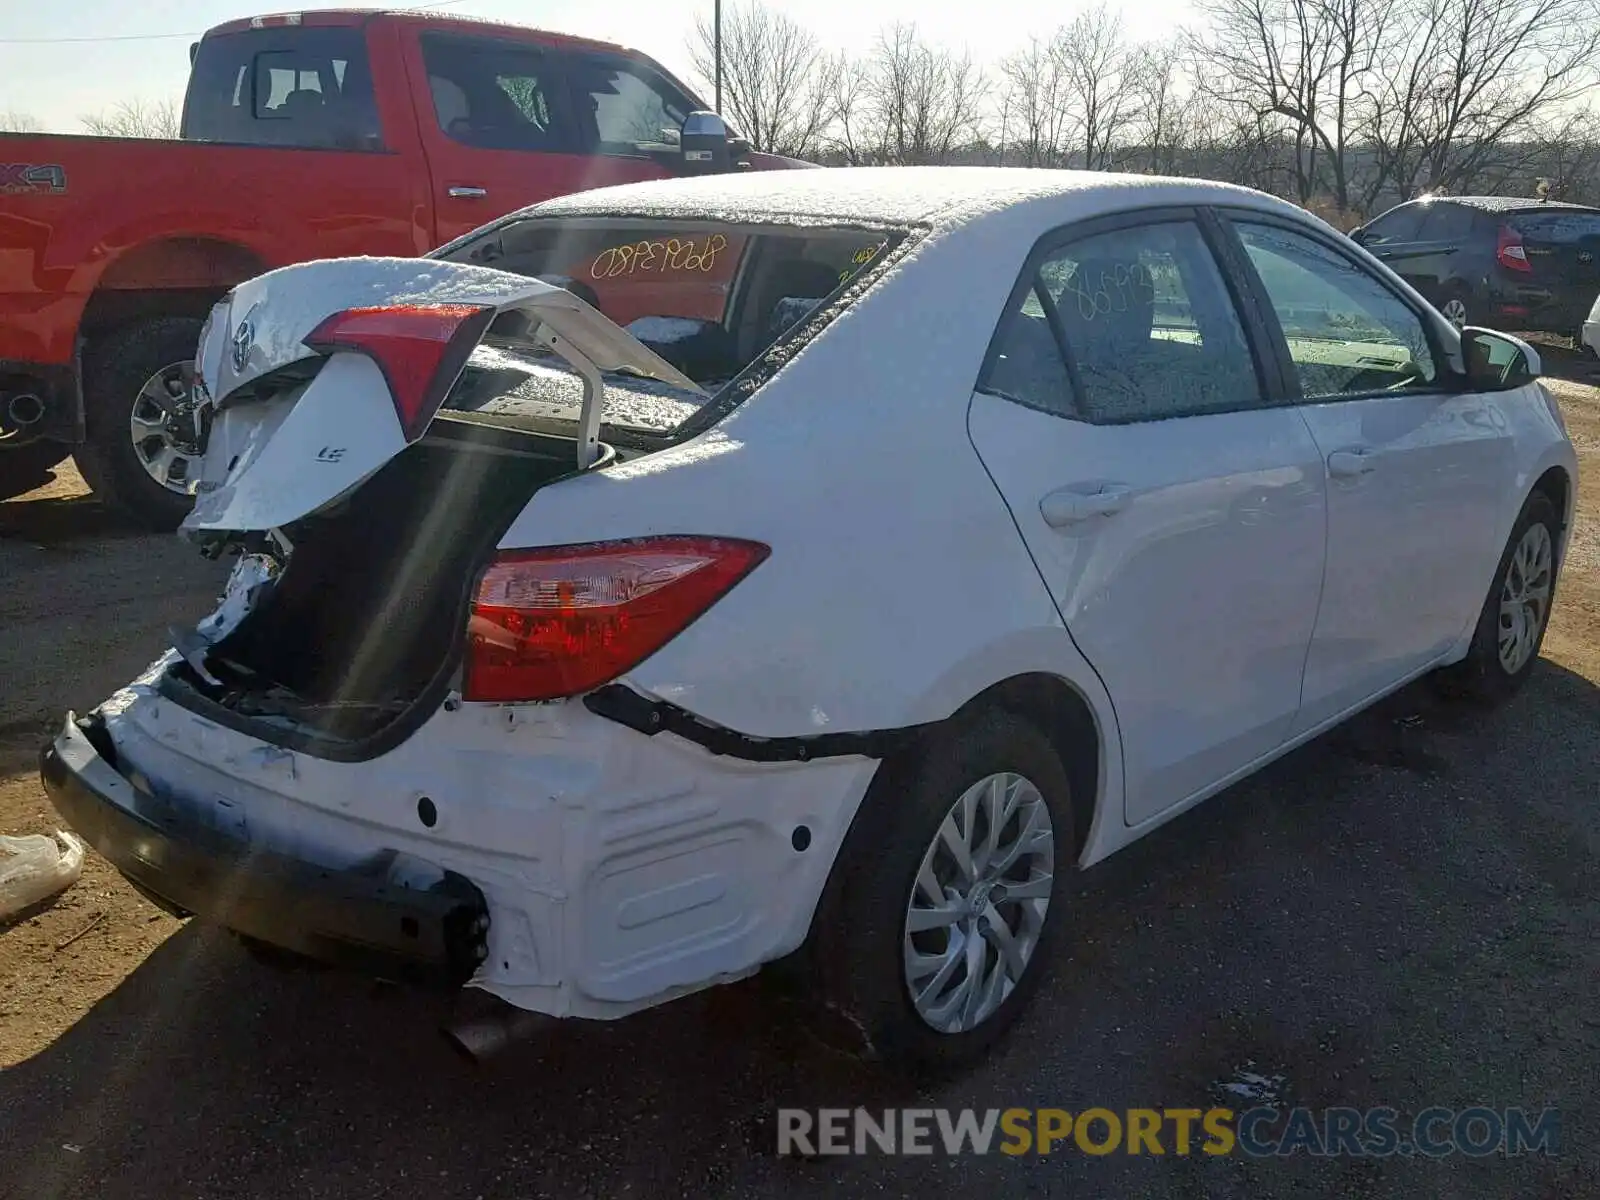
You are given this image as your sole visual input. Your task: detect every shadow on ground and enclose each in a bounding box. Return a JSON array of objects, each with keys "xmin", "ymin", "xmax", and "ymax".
[{"xmin": 3, "ymin": 663, "xmax": 1596, "ymax": 1200}]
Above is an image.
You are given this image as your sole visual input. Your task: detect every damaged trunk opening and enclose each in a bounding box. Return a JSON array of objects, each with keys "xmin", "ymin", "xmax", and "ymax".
[{"xmin": 162, "ymin": 418, "xmax": 586, "ymax": 755}]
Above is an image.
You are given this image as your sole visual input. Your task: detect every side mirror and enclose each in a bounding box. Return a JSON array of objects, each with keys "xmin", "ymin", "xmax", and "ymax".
[
  {"xmin": 1461, "ymin": 326, "xmax": 1541, "ymax": 390},
  {"xmin": 679, "ymin": 111, "xmax": 731, "ymax": 175}
]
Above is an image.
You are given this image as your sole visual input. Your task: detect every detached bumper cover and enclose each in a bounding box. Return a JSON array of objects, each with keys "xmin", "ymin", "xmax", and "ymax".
[{"xmin": 40, "ymin": 713, "xmax": 489, "ymax": 987}]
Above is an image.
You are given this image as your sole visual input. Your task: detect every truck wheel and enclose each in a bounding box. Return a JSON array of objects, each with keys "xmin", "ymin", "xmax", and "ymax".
[
  {"xmin": 78, "ymin": 315, "xmax": 207, "ymax": 530},
  {"xmin": 0, "ymin": 439, "xmax": 70, "ymax": 500}
]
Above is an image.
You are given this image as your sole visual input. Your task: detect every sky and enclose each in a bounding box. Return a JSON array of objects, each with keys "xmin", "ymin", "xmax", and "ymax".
[{"xmin": 0, "ymin": 0, "xmax": 1197, "ymax": 133}]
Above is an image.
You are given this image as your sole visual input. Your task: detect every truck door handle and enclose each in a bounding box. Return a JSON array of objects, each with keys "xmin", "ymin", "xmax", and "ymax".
[
  {"xmin": 1040, "ymin": 484, "xmax": 1132, "ymax": 528},
  {"xmin": 1327, "ymin": 449, "xmax": 1376, "ymax": 478},
  {"xmin": 448, "ymin": 185, "xmax": 489, "ymax": 199}
]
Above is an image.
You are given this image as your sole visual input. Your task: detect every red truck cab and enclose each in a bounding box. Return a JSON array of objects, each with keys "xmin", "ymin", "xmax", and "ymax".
[{"xmin": 0, "ymin": 9, "xmax": 805, "ymax": 525}]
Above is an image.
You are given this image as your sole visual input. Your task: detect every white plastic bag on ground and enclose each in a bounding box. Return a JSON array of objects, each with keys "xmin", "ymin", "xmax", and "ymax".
[{"xmin": 0, "ymin": 832, "xmax": 86, "ymax": 920}]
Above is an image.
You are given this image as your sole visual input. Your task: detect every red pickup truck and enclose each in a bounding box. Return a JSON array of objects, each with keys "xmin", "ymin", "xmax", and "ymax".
[{"xmin": 0, "ymin": 9, "xmax": 804, "ymax": 525}]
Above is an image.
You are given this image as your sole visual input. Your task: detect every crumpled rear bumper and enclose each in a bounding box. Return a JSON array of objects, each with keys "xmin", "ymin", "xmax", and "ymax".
[{"xmin": 40, "ymin": 712, "xmax": 490, "ymax": 986}]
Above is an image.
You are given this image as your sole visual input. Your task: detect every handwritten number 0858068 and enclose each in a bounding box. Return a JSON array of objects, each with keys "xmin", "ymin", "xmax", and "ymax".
[
  {"xmin": 590, "ymin": 234, "xmax": 730, "ymax": 279},
  {"xmin": 1063, "ymin": 262, "xmax": 1154, "ymax": 321}
]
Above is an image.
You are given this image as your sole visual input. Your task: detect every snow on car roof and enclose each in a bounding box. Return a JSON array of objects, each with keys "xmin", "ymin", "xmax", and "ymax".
[{"xmin": 527, "ymin": 166, "xmax": 1283, "ymax": 231}]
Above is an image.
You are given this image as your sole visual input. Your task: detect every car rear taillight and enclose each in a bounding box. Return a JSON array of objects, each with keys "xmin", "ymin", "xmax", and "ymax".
[
  {"xmin": 1496, "ymin": 224, "xmax": 1532, "ymax": 274},
  {"xmin": 304, "ymin": 304, "xmax": 495, "ymax": 441},
  {"xmin": 462, "ymin": 536, "xmax": 770, "ymax": 703}
]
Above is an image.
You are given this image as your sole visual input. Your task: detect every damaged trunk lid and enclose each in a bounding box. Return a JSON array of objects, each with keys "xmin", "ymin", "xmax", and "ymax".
[{"xmin": 186, "ymin": 256, "xmax": 701, "ymax": 535}]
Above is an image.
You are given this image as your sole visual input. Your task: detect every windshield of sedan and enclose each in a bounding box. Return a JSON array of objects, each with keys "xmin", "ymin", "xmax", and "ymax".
[{"xmin": 438, "ymin": 217, "xmax": 901, "ymax": 440}]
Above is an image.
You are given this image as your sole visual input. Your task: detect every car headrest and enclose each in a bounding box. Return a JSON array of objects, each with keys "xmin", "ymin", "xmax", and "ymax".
[{"xmin": 1058, "ymin": 258, "xmax": 1155, "ymax": 359}]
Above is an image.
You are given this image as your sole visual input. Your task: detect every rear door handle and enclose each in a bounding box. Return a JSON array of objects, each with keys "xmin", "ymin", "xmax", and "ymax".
[
  {"xmin": 448, "ymin": 185, "xmax": 489, "ymax": 199},
  {"xmin": 1040, "ymin": 484, "xmax": 1132, "ymax": 528},
  {"xmin": 1327, "ymin": 448, "xmax": 1376, "ymax": 478}
]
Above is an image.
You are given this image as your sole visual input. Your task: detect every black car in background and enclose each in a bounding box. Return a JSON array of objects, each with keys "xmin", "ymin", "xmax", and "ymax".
[{"xmin": 1351, "ymin": 195, "xmax": 1600, "ymax": 337}]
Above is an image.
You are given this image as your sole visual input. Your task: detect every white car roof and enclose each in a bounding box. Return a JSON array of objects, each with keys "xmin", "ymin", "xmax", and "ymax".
[{"xmin": 528, "ymin": 166, "xmax": 1304, "ymax": 232}]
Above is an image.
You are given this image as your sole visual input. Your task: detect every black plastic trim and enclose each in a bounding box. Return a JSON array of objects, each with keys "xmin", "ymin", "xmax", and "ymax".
[
  {"xmin": 40, "ymin": 714, "xmax": 489, "ymax": 987},
  {"xmin": 583, "ymin": 684, "xmax": 932, "ymax": 762}
]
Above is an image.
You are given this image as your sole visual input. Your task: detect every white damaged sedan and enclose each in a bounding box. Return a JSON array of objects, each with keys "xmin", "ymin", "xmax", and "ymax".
[{"xmin": 43, "ymin": 168, "xmax": 1577, "ymax": 1070}]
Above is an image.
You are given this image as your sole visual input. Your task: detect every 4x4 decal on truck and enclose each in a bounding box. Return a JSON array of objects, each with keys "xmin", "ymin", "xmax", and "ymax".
[{"xmin": 0, "ymin": 163, "xmax": 66, "ymax": 194}]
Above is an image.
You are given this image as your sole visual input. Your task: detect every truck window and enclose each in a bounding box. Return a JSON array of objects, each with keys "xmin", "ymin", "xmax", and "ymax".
[
  {"xmin": 566, "ymin": 56, "xmax": 692, "ymax": 155},
  {"xmin": 184, "ymin": 27, "xmax": 382, "ymax": 150},
  {"xmin": 421, "ymin": 34, "xmax": 566, "ymax": 151}
]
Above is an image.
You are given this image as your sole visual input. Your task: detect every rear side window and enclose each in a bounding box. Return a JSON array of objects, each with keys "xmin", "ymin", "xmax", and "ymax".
[
  {"xmin": 982, "ymin": 220, "xmax": 1262, "ymax": 423},
  {"xmin": 421, "ymin": 34, "xmax": 565, "ymax": 151},
  {"xmin": 1506, "ymin": 210, "xmax": 1600, "ymax": 242},
  {"xmin": 183, "ymin": 28, "xmax": 382, "ymax": 149}
]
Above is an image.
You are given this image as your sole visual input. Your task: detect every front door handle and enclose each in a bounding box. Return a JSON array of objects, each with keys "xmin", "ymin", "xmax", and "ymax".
[
  {"xmin": 1327, "ymin": 448, "xmax": 1376, "ymax": 478},
  {"xmin": 448, "ymin": 185, "xmax": 489, "ymax": 199},
  {"xmin": 1040, "ymin": 484, "xmax": 1133, "ymax": 528}
]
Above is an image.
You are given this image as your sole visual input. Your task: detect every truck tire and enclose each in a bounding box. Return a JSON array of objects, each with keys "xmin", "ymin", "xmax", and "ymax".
[
  {"xmin": 0, "ymin": 439, "xmax": 70, "ymax": 500},
  {"xmin": 78, "ymin": 315, "xmax": 207, "ymax": 530}
]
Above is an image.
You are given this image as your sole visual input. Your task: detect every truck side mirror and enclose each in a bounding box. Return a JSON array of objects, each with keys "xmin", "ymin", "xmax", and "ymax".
[{"xmin": 679, "ymin": 111, "xmax": 731, "ymax": 175}]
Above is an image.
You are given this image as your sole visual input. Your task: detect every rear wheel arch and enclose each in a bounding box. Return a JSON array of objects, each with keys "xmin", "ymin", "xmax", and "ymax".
[
  {"xmin": 80, "ymin": 236, "xmax": 268, "ymax": 340},
  {"xmin": 949, "ymin": 673, "xmax": 1102, "ymax": 858}
]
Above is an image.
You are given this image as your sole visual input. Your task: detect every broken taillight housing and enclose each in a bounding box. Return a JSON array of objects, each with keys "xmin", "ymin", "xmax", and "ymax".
[
  {"xmin": 462, "ymin": 536, "xmax": 771, "ymax": 703},
  {"xmin": 303, "ymin": 303, "xmax": 496, "ymax": 441}
]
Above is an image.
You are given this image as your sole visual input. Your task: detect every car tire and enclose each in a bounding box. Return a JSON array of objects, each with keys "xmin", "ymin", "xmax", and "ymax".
[
  {"xmin": 809, "ymin": 709, "xmax": 1073, "ymax": 1074},
  {"xmin": 77, "ymin": 315, "xmax": 207, "ymax": 531},
  {"xmin": 1434, "ymin": 490, "xmax": 1561, "ymax": 704},
  {"xmin": 0, "ymin": 439, "xmax": 70, "ymax": 500}
]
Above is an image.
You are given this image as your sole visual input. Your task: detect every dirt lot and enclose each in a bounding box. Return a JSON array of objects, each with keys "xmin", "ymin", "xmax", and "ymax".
[{"xmin": 1, "ymin": 353, "xmax": 1597, "ymax": 1199}]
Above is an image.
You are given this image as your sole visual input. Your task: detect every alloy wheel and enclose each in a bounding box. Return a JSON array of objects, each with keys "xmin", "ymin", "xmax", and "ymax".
[
  {"xmin": 129, "ymin": 360, "xmax": 206, "ymax": 495},
  {"xmin": 1498, "ymin": 522, "xmax": 1554, "ymax": 674},
  {"xmin": 1442, "ymin": 297, "xmax": 1469, "ymax": 329},
  {"xmin": 902, "ymin": 772, "xmax": 1055, "ymax": 1034}
]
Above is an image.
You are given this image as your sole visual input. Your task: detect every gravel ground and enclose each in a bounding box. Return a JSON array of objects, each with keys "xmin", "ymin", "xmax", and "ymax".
[{"xmin": 1, "ymin": 356, "xmax": 1596, "ymax": 1200}]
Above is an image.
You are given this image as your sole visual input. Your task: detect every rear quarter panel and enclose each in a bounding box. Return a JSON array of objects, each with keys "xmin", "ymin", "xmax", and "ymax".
[{"xmin": 499, "ymin": 202, "xmax": 1118, "ymax": 739}]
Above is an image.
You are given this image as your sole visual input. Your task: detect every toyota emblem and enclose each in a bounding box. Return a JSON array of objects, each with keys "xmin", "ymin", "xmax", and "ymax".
[{"xmin": 230, "ymin": 308, "xmax": 256, "ymax": 373}]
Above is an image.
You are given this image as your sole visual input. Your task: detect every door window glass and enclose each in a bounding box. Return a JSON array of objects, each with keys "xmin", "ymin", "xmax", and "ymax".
[
  {"xmin": 1364, "ymin": 205, "xmax": 1424, "ymax": 243},
  {"xmin": 983, "ymin": 220, "xmax": 1262, "ymax": 423},
  {"xmin": 1236, "ymin": 221, "xmax": 1438, "ymax": 398},
  {"xmin": 567, "ymin": 57, "xmax": 690, "ymax": 154},
  {"xmin": 421, "ymin": 34, "xmax": 564, "ymax": 151}
]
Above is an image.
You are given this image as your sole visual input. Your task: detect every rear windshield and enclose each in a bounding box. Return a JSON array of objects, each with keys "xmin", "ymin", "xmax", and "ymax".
[
  {"xmin": 437, "ymin": 218, "xmax": 902, "ymax": 440},
  {"xmin": 1506, "ymin": 210, "xmax": 1600, "ymax": 242}
]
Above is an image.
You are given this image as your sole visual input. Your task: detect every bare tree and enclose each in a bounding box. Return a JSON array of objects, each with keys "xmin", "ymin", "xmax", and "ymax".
[
  {"xmin": 1052, "ymin": 6, "xmax": 1142, "ymax": 170},
  {"xmin": 0, "ymin": 109, "xmax": 43, "ymax": 134},
  {"xmin": 81, "ymin": 98, "xmax": 180, "ymax": 140},
  {"xmin": 1125, "ymin": 40, "xmax": 1191, "ymax": 175},
  {"xmin": 996, "ymin": 36, "xmax": 1072, "ymax": 167},
  {"xmin": 835, "ymin": 25, "xmax": 988, "ymax": 165},
  {"xmin": 1192, "ymin": 0, "xmax": 1387, "ymax": 209},
  {"xmin": 688, "ymin": 2, "xmax": 839, "ymax": 159},
  {"xmin": 1364, "ymin": 0, "xmax": 1600, "ymax": 200}
]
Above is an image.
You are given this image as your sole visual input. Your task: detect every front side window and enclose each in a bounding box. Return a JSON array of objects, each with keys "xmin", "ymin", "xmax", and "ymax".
[
  {"xmin": 1417, "ymin": 203, "xmax": 1474, "ymax": 240},
  {"xmin": 421, "ymin": 35, "xmax": 563, "ymax": 151},
  {"xmin": 183, "ymin": 28, "xmax": 381, "ymax": 149},
  {"xmin": 566, "ymin": 57, "xmax": 690, "ymax": 154},
  {"xmin": 1235, "ymin": 221, "xmax": 1438, "ymax": 399},
  {"xmin": 984, "ymin": 220, "xmax": 1262, "ymax": 423},
  {"xmin": 1364, "ymin": 205, "xmax": 1424, "ymax": 244}
]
